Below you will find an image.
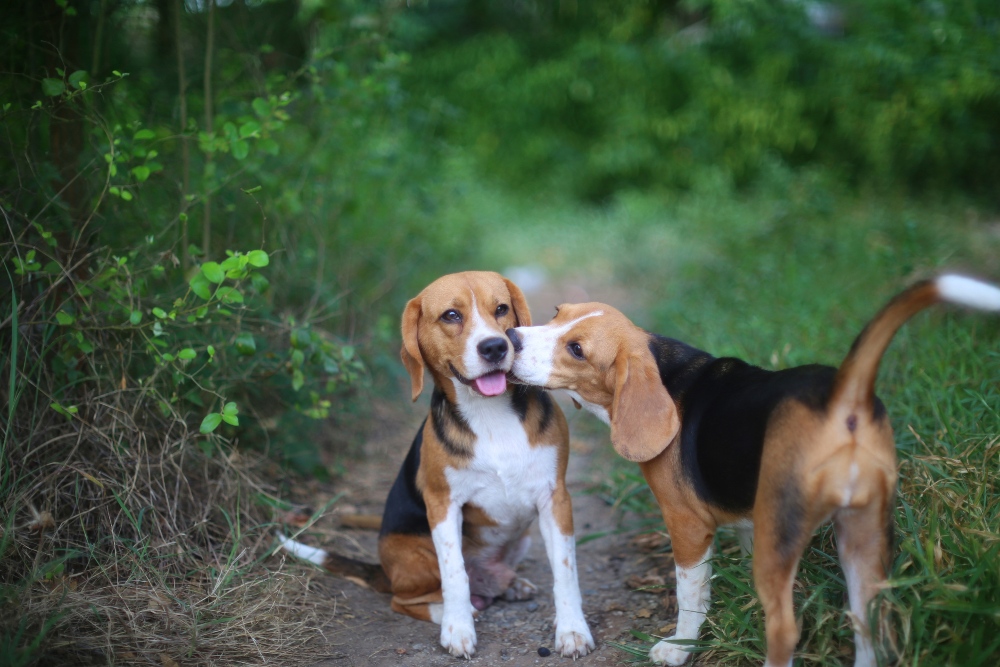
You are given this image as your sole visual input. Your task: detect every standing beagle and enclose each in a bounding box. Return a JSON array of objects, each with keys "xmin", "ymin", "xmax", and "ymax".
[
  {"xmin": 506, "ymin": 275, "xmax": 1000, "ymax": 666},
  {"xmin": 280, "ymin": 271, "xmax": 593, "ymax": 659}
]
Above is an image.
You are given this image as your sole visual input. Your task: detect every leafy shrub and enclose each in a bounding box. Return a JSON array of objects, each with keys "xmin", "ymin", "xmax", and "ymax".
[
  {"xmin": 0, "ymin": 1, "xmax": 478, "ymax": 661},
  {"xmin": 399, "ymin": 0, "xmax": 1000, "ymax": 200}
]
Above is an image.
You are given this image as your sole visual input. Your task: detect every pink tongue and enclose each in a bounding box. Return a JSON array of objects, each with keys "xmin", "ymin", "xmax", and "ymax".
[{"xmin": 474, "ymin": 371, "xmax": 507, "ymax": 396}]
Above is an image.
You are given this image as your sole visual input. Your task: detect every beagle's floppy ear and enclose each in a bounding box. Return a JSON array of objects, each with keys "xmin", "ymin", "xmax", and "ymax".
[
  {"xmin": 502, "ymin": 277, "xmax": 532, "ymax": 327},
  {"xmin": 400, "ymin": 296, "xmax": 425, "ymax": 401},
  {"xmin": 609, "ymin": 350, "xmax": 679, "ymax": 462}
]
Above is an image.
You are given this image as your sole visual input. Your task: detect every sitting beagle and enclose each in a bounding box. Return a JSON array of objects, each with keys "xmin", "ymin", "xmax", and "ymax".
[
  {"xmin": 506, "ymin": 274, "xmax": 1000, "ymax": 666},
  {"xmin": 280, "ymin": 271, "xmax": 594, "ymax": 659}
]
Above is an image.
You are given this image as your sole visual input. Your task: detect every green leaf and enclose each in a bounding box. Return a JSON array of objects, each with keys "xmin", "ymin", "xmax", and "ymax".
[
  {"xmin": 120, "ymin": 189, "xmax": 133, "ymax": 201},
  {"xmin": 217, "ymin": 287, "xmax": 244, "ymax": 304},
  {"xmin": 189, "ymin": 272, "xmax": 213, "ymax": 300},
  {"xmin": 259, "ymin": 138, "xmax": 280, "ymax": 156},
  {"xmin": 220, "ymin": 256, "xmax": 241, "ymax": 271},
  {"xmin": 242, "ymin": 185, "xmax": 262, "ymax": 195},
  {"xmin": 55, "ymin": 311, "xmax": 75, "ymax": 325},
  {"xmin": 222, "ymin": 402, "xmax": 238, "ymax": 416},
  {"xmin": 292, "ymin": 369, "xmax": 305, "ymax": 392},
  {"xmin": 200, "ymin": 412, "xmax": 223, "ymax": 434},
  {"xmin": 201, "ymin": 261, "xmax": 225, "ymax": 284},
  {"xmin": 132, "ymin": 165, "xmax": 150, "ymax": 182},
  {"xmin": 247, "ymin": 250, "xmax": 269, "ymax": 267},
  {"xmin": 51, "ymin": 403, "xmax": 76, "ymax": 421},
  {"xmin": 290, "ymin": 349, "xmax": 305, "ymax": 368},
  {"xmin": 252, "ymin": 97, "xmax": 270, "ymax": 118},
  {"xmin": 42, "ymin": 78, "xmax": 65, "ymax": 97},
  {"xmin": 221, "ymin": 413, "xmax": 239, "ymax": 426},
  {"xmin": 239, "ymin": 121, "xmax": 260, "ymax": 138},
  {"xmin": 250, "ymin": 273, "xmax": 270, "ymax": 294},
  {"xmin": 68, "ymin": 70, "xmax": 88, "ymax": 90},
  {"xmin": 231, "ymin": 139, "xmax": 249, "ymax": 160},
  {"xmin": 133, "ymin": 129, "xmax": 156, "ymax": 141},
  {"xmin": 207, "ymin": 345, "xmax": 216, "ymax": 358},
  {"xmin": 177, "ymin": 348, "xmax": 197, "ymax": 360},
  {"xmin": 341, "ymin": 345, "xmax": 355, "ymax": 361},
  {"xmin": 234, "ymin": 332, "xmax": 256, "ymax": 355},
  {"xmin": 152, "ymin": 307, "xmax": 167, "ymax": 319},
  {"xmin": 129, "ymin": 310, "xmax": 142, "ymax": 325},
  {"xmin": 323, "ymin": 357, "xmax": 340, "ymax": 374}
]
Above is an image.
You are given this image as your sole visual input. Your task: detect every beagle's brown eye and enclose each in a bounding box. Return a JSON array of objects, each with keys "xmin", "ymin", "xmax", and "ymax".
[
  {"xmin": 567, "ymin": 342, "xmax": 585, "ymax": 360},
  {"xmin": 495, "ymin": 304, "xmax": 509, "ymax": 317},
  {"xmin": 441, "ymin": 309, "xmax": 462, "ymax": 323}
]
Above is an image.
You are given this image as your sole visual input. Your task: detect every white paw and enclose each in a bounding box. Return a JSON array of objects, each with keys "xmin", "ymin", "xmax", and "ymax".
[
  {"xmin": 440, "ymin": 615, "xmax": 477, "ymax": 659},
  {"xmin": 649, "ymin": 638, "xmax": 691, "ymax": 666},
  {"xmin": 554, "ymin": 619, "xmax": 595, "ymax": 658},
  {"xmin": 503, "ymin": 576, "xmax": 538, "ymax": 601}
]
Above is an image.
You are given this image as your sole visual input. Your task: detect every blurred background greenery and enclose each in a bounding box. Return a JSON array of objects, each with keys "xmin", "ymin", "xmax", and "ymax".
[{"xmin": 2, "ymin": 0, "xmax": 999, "ymax": 664}]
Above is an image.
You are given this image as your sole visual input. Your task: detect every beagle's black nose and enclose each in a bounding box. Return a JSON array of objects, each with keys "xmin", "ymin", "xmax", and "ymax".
[
  {"xmin": 477, "ymin": 337, "xmax": 508, "ymax": 363},
  {"xmin": 505, "ymin": 328, "xmax": 523, "ymax": 353}
]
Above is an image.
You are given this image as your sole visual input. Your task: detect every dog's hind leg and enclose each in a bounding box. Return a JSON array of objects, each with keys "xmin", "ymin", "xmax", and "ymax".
[
  {"xmin": 502, "ymin": 532, "xmax": 537, "ymax": 601},
  {"xmin": 834, "ymin": 502, "xmax": 894, "ymax": 667},
  {"xmin": 753, "ymin": 522, "xmax": 813, "ymax": 667}
]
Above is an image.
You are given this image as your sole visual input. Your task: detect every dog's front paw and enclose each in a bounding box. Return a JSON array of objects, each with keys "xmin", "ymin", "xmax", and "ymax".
[
  {"xmin": 649, "ymin": 638, "xmax": 691, "ymax": 666},
  {"xmin": 554, "ymin": 619, "xmax": 595, "ymax": 658},
  {"xmin": 440, "ymin": 616, "xmax": 476, "ymax": 659},
  {"xmin": 503, "ymin": 576, "xmax": 538, "ymax": 601}
]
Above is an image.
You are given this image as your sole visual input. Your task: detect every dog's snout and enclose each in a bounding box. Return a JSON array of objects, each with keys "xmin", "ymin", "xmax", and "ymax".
[
  {"xmin": 477, "ymin": 337, "xmax": 508, "ymax": 363},
  {"xmin": 505, "ymin": 328, "xmax": 523, "ymax": 353}
]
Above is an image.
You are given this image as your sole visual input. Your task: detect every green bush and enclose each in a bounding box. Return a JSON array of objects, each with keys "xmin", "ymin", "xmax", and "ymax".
[{"xmin": 399, "ymin": 0, "xmax": 1000, "ymax": 200}]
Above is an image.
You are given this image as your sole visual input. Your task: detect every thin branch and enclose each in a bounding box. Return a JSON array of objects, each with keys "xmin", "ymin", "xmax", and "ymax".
[
  {"xmin": 202, "ymin": 0, "xmax": 215, "ymax": 259},
  {"xmin": 175, "ymin": 0, "xmax": 191, "ymax": 272}
]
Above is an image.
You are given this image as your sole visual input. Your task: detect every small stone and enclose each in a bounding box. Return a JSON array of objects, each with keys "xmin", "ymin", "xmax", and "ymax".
[
  {"xmin": 537, "ymin": 647, "xmax": 551, "ymax": 657},
  {"xmin": 526, "ymin": 601, "xmax": 539, "ymax": 612},
  {"xmin": 395, "ymin": 648, "xmax": 407, "ymax": 655},
  {"xmin": 583, "ymin": 589, "xmax": 597, "ymax": 596},
  {"xmin": 412, "ymin": 643, "xmax": 424, "ymax": 650}
]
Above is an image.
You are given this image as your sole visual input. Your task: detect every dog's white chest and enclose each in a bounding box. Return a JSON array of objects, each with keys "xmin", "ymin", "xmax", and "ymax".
[{"xmin": 445, "ymin": 386, "xmax": 559, "ymax": 523}]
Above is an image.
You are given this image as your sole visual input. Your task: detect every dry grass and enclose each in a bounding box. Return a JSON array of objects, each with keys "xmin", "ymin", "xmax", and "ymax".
[{"xmin": 1, "ymin": 285, "xmax": 342, "ymax": 666}]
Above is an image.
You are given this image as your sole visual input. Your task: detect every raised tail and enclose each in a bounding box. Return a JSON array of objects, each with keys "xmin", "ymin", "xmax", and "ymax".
[
  {"xmin": 831, "ymin": 274, "xmax": 1000, "ymax": 411},
  {"xmin": 275, "ymin": 532, "xmax": 391, "ymax": 593}
]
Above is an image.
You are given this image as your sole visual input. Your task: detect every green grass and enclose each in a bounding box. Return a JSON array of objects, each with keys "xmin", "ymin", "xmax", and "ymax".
[{"xmin": 461, "ymin": 169, "xmax": 1000, "ymax": 665}]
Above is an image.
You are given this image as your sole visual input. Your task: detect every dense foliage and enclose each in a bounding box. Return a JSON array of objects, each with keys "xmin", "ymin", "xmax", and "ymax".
[{"xmin": 402, "ymin": 0, "xmax": 1000, "ymax": 200}]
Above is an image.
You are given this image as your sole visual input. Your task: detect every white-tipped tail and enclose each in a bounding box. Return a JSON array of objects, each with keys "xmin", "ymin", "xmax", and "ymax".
[
  {"xmin": 275, "ymin": 531, "xmax": 328, "ymax": 565},
  {"xmin": 937, "ymin": 275, "xmax": 1000, "ymax": 311}
]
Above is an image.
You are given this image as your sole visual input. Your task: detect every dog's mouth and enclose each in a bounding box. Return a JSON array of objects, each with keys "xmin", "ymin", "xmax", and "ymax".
[{"xmin": 449, "ymin": 364, "xmax": 508, "ymax": 397}]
